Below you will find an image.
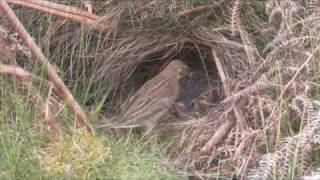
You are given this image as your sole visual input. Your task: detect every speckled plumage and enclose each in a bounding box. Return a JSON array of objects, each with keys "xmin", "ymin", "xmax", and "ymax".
[{"xmin": 117, "ymin": 60, "xmax": 189, "ymax": 129}]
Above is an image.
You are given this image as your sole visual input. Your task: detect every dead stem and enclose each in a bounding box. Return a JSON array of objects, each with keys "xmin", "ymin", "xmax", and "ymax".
[
  {"xmin": 6, "ymin": 0, "xmax": 109, "ymax": 31},
  {"xmin": 0, "ymin": 0, "xmax": 94, "ymax": 133}
]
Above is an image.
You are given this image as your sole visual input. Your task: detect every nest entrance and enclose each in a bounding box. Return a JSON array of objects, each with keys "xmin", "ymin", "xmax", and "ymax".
[{"xmin": 119, "ymin": 44, "xmax": 224, "ymax": 128}]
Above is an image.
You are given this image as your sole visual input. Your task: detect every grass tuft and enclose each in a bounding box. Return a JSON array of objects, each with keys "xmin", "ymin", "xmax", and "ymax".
[{"xmin": 36, "ymin": 128, "xmax": 110, "ymax": 179}]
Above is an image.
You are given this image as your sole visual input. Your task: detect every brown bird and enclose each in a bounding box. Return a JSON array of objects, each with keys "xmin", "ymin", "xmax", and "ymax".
[
  {"xmin": 174, "ymin": 71, "xmax": 219, "ymax": 116},
  {"xmin": 117, "ymin": 60, "xmax": 190, "ymax": 130}
]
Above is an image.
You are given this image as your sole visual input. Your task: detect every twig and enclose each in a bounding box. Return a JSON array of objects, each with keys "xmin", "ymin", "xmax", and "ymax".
[
  {"xmin": 8, "ymin": 0, "xmax": 97, "ymax": 18},
  {"xmin": 6, "ymin": 0, "xmax": 110, "ymax": 31},
  {"xmin": 0, "ymin": 64, "xmax": 38, "ymax": 80},
  {"xmin": 41, "ymin": 84, "xmax": 60, "ymax": 135},
  {"xmin": 0, "ymin": 65, "xmax": 59, "ymax": 136},
  {"xmin": 201, "ymin": 119, "xmax": 234, "ymax": 153},
  {"xmin": 0, "ymin": 0, "xmax": 94, "ymax": 133},
  {"xmin": 36, "ymin": 90, "xmax": 60, "ymax": 136},
  {"xmin": 212, "ymin": 49, "xmax": 229, "ymax": 95}
]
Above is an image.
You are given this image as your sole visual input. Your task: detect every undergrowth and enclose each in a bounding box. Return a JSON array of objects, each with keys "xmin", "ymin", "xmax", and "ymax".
[
  {"xmin": 2, "ymin": 0, "xmax": 320, "ymax": 179},
  {"xmin": 0, "ymin": 78, "xmax": 184, "ymax": 180}
]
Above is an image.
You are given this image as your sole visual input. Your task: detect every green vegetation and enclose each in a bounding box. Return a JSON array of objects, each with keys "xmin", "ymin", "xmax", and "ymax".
[
  {"xmin": 2, "ymin": 0, "xmax": 320, "ymax": 179},
  {"xmin": 0, "ymin": 78, "xmax": 184, "ymax": 180}
]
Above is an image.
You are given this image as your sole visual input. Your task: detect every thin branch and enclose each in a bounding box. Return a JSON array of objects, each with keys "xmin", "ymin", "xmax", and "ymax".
[
  {"xmin": 0, "ymin": 0, "xmax": 94, "ymax": 132},
  {"xmin": 36, "ymin": 91, "xmax": 60, "ymax": 136},
  {"xmin": 0, "ymin": 65, "xmax": 60, "ymax": 135},
  {"xmin": 201, "ymin": 119, "xmax": 234, "ymax": 153},
  {"xmin": 212, "ymin": 49, "xmax": 229, "ymax": 95},
  {"xmin": 8, "ymin": 0, "xmax": 97, "ymax": 18},
  {"xmin": 0, "ymin": 64, "xmax": 37, "ymax": 79},
  {"xmin": 6, "ymin": 0, "xmax": 110, "ymax": 31}
]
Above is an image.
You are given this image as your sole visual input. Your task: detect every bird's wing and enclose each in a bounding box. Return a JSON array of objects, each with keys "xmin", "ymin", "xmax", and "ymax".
[{"xmin": 118, "ymin": 96, "xmax": 174, "ymax": 126}]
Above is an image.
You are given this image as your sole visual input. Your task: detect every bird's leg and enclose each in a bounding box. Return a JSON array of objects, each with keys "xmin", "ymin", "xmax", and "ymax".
[
  {"xmin": 173, "ymin": 102, "xmax": 187, "ymax": 118},
  {"xmin": 192, "ymin": 88, "xmax": 215, "ymax": 116},
  {"xmin": 199, "ymin": 88, "xmax": 214, "ymax": 105},
  {"xmin": 191, "ymin": 100, "xmax": 202, "ymax": 117}
]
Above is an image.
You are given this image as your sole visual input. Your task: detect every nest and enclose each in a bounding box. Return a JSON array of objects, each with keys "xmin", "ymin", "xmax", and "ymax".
[
  {"xmin": 94, "ymin": 1, "xmax": 320, "ymax": 178},
  {"xmin": 3, "ymin": 0, "xmax": 320, "ymax": 179}
]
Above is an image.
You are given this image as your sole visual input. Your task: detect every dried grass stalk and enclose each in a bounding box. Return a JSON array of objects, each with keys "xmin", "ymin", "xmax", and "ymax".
[
  {"xmin": 201, "ymin": 119, "xmax": 234, "ymax": 153},
  {"xmin": 0, "ymin": 65, "xmax": 60, "ymax": 135},
  {"xmin": 0, "ymin": 0, "xmax": 93, "ymax": 132},
  {"xmin": 0, "ymin": 64, "xmax": 39, "ymax": 80},
  {"xmin": 6, "ymin": 0, "xmax": 109, "ymax": 31}
]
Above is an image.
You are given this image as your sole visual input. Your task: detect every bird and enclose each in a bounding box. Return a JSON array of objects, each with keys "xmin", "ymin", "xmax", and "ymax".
[
  {"xmin": 174, "ymin": 71, "xmax": 218, "ymax": 117},
  {"xmin": 117, "ymin": 60, "xmax": 190, "ymax": 130}
]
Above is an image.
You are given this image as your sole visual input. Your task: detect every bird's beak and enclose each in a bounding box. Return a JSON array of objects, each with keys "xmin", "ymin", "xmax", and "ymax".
[{"xmin": 178, "ymin": 67, "xmax": 189, "ymax": 77}]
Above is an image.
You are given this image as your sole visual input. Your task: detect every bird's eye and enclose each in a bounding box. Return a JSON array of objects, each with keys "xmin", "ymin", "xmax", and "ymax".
[{"xmin": 178, "ymin": 68, "xmax": 186, "ymax": 75}]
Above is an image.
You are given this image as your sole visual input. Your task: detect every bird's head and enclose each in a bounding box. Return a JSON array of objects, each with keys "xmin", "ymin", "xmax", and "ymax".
[{"xmin": 166, "ymin": 60, "xmax": 189, "ymax": 77}]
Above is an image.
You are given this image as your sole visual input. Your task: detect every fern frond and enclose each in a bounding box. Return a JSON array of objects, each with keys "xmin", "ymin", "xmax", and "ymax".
[
  {"xmin": 278, "ymin": 137, "xmax": 298, "ymax": 179},
  {"xmin": 298, "ymin": 143, "xmax": 313, "ymax": 176},
  {"xmin": 222, "ymin": 73, "xmax": 271, "ymax": 104},
  {"xmin": 289, "ymin": 95, "xmax": 310, "ymax": 122},
  {"xmin": 246, "ymin": 153, "xmax": 278, "ymax": 180},
  {"xmin": 306, "ymin": 100, "xmax": 320, "ymax": 131},
  {"xmin": 230, "ymin": 0, "xmax": 242, "ymax": 36},
  {"xmin": 307, "ymin": 0, "xmax": 320, "ymax": 12}
]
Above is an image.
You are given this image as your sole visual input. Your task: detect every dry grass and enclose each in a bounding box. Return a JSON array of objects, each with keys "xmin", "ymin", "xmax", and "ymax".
[{"xmin": 2, "ymin": 0, "xmax": 320, "ymax": 179}]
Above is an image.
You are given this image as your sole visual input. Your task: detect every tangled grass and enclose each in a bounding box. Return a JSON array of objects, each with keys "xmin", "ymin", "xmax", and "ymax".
[
  {"xmin": 2, "ymin": 0, "xmax": 320, "ymax": 179},
  {"xmin": 0, "ymin": 75, "xmax": 185, "ymax": 180},
  {"xmin": 36, "ymin": 128, "xmax": 110, "ymax": 178}
]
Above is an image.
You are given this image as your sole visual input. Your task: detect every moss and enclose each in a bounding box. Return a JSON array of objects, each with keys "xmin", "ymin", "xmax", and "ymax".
[{"xmin": 36, "ymin": 128, "xmax": 110, "ymax": 179}]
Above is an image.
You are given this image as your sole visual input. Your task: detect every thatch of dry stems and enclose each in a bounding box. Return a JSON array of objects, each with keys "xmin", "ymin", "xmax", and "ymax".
[
  {"xmin": 3, "ymin": 0, "xmax": 320, "ymax": 179},
  {"xmin": 94, "ymin": 0, "xmax": 320, "ymax": 178}
]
